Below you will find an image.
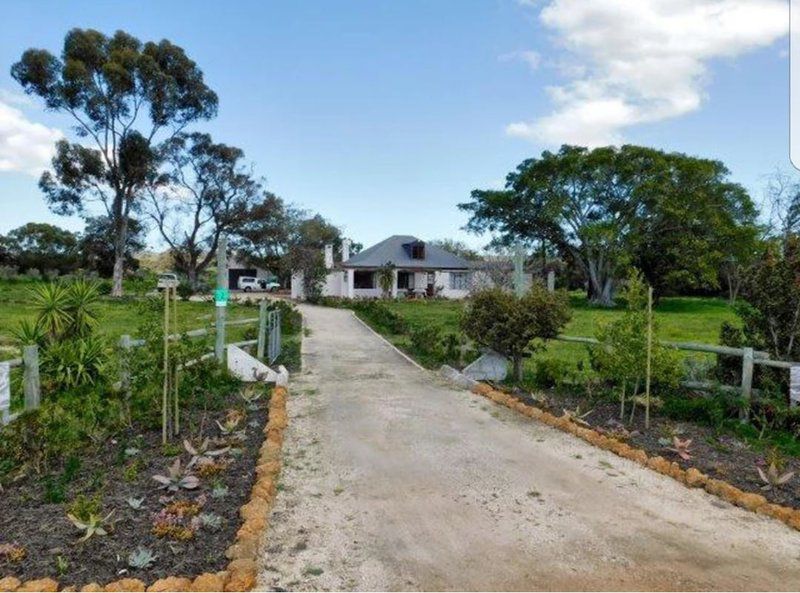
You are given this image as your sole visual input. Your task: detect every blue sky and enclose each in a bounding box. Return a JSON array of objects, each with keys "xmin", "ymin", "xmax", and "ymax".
[{"xmin": 0, "ymin": 0, "xmax": 791, "ymax": 249}]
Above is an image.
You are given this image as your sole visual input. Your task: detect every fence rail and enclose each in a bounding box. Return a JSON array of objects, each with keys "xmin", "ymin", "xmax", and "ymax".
[
  {"xmin": 555, "ymin": 334, "xmax": 800, "ymax": 417},
  {"xmin": 0, "ymin": 304, "xmax": 282, "ymax": 426}
]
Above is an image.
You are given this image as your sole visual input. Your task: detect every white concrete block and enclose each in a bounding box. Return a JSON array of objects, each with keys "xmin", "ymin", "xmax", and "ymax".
[
  {"xmin": 463, "ymin": 350, "xmax": 508, "ymax": 381},
  {"xmin": 227, "ymin": 344, "xmax": 278, "ymax": 382}
]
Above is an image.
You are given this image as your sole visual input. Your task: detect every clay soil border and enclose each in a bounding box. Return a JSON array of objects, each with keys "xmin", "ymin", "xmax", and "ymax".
[
  {"xmin": 0, "ymin": 385, "xmax": 289, "ymax": 593},
  {"xmin": 470, "ymin": 382, "xmax": 800, "ymax": 532}
]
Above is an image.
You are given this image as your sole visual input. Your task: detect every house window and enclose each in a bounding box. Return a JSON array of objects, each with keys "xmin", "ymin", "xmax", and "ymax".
[
  {"xmin": 411, "ymin": 243, "xmax": 425, "ymax": 259},
  {"xmin": 354, "ymin": 270, "xmax": 375, "ymax": 289},
  {"xmin": 450, "ymin": 272, "xmax": 469, "ymax": 290},
  {"xmin": 397, "ymin": 271, "xmax": 411, "ymax": 289}
]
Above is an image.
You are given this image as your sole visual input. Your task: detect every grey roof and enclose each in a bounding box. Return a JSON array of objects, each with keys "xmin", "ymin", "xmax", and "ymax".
[{"xmin": 342, "ymin": 235, "xmax": 471, "ymax": 270}]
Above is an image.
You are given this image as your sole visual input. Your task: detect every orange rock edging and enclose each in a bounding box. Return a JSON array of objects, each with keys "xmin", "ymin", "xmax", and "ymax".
[
  {"xmin": 470, "ymin": 383, "xmax": 800, "ymax": 533},
  {"xmin": 0, "ymin": 385, "xmax": 290, "ymax": 593}
]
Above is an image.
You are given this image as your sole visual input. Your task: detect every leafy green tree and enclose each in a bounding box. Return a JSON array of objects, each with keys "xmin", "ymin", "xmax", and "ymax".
[
  {"xmin": 461, "ymin": 145, "xmax": 758, "ymax": 305},
  {"xmin": 628, "ymin": 154, "xmax": 759, "ymax": 297},
  {"xmin": 234, "ymin": 193, "xmax": 300, "ymax": 281},
  {"xmin": 590, "ymin": 270, "xmax": 681, "ymax": 421},
  {"xmin": 461, "ymin": 283, "xmax": 571, "ymax": 381},
  {"xmin": 146, "ymin": 133, "xmax": 260, "ymax": 289},
  {"xmin": 428, "ymin": 239, "xmax": 480, "ymax": 261},
  {"xmin": 288, "ymin": 246, "xmax": 327, "ymax": 303},
  {"xmin": 737, "ymin": 237, "xmax": 800, "ymax": 361},
  {"xmin": 12, "ymin": 29, "xmax": 218, "ymax": 296},
  {"xmin": 78, "ymin": 215, "xmax": 144, "ymax": 277},
  {"xmin": 0, "ymin": 222, "xmax": 79, "ymax": 274}
]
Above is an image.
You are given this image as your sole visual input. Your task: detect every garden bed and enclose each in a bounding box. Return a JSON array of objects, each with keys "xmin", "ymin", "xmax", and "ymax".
[
  {"xmin": 504, "ymin": 385, "xmax": 800, "ymax": 509},
  {"xmin": 0, "ymin": 387, "xmax": 270, "ymax": 587}
]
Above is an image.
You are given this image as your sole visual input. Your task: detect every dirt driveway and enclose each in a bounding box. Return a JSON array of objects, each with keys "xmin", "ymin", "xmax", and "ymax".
[{"xmin": 257, "ymin": 305, "xmax": 800, "ymax": 591}]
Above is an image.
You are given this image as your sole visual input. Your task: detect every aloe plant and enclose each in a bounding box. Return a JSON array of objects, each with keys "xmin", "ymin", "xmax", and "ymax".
[
  {"xmin": 67, "ymin": 510, "xmax": 115, "ymax": 542},
  {"xmin": 152, "ymin": 459, "xmax": 200, "ymax": 492},
  {"xmin": 666, "ymin": 436, "xmax": 693, "ymax": 460},
  {"xmin": 183, "ymin": 438, "xmax": 229, "ymax": 468},
  {"xmin": 758, "ymin": 462, "xmax": 795, "ymax": 491}
]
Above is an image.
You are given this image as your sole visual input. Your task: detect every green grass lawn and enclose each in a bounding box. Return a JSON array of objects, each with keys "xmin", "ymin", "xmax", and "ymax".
[
  {"xmin": 377, "ymin": 292, "xmax": 739, "ymax": 375},
  {"xmin": 0, "ymin": 279, "xmax": 262, "ymax": 356}
]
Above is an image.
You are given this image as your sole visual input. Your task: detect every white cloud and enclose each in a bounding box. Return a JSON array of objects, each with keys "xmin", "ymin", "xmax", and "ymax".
[
  {"xmin": 509, "ymin": 0, "xmax": 789, "ymax": 146},
  {"xmin": 499, "ymin": 50, "xmax": 542, "ymax": 71},
  {"xmin": 0, "ymin": 97, "xmax": 62, "ymax": 176}
]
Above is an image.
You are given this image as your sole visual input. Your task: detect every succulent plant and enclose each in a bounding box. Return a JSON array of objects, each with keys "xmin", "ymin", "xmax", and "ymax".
[
  {"xmin": 183, "ymin": 438, "xmax": 229, "ymax": 468},
  {"xmin": 126, "ymin": 496, "xmax": 146, "ymax": 510},
  {"xmin": 211, "ymin": 482, "xmax": 229, "ymax": 498},
  {"xmin": 67, "ymin": 510, "xmax": 115, "ymax": 542},
  {"xmin": 240, "ymin": 386, "xmax": 263, "ymax": 410},
  {"xmin": 666, "ymin": 436, "xmax": 693, "ymax": 461},
  {"xmin": 758, "ymin": 462, "xmax": 795, "ymax": 491},
  {"xmin": 197, "ymin": 512, "xmax": 223, "ymax": 531},
  {"xmin": 152, "ymin": 459, "xmax": 200, "ymax": 492},
  {"xmin": 562, "ymin": 406, "xmax": 593, "ymax": 427},
  {"xmin": 128, "ymin": 546, "xmax": 157, "ymax": 569}
]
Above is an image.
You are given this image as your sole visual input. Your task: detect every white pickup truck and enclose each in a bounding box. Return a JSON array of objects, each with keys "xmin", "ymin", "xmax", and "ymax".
[{"xmin": 238, "ymin": 276, "xmax": 280, "ymax": 292}]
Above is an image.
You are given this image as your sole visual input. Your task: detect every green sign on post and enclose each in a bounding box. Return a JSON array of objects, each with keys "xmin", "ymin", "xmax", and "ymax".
[{"xmin": 214, "ymin": 288, "xmax": 229, "ymax": 307}]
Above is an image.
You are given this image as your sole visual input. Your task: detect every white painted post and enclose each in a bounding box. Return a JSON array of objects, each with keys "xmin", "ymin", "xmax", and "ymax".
[
  {"xmin": 513, "ymin": 244, "xmax": 525, "ymax": 298},
  {"xmin": 346, "ymin": 269, "xmax": 354, "ymax": 299},
  {"xmin": 741, "ymin": 347, "xmax": 754, "ymax": 421},
  {"xmin": 391, "ymin": 269, "xmax": 398, "ymax": 298},
  {"xmin": 23, "ymin": 344, "xmax": 40, "ymax": 411},
  {"xmin": 257, "ymin": 300, "xmax": 267, "ymax": 359},
  {"xmin": 0, "ymin": 362, "xmax": 10, "ymax": 424},
  {"xmin": 215, "ymin": 236, "xmax": 228, "ymax": 362}
]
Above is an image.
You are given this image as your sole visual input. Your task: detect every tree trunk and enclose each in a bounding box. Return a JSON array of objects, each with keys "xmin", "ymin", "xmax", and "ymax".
[
  {"xmin": 111, "ymin": 211, "xmax": 129, "ymax": 298},
  {"xmin": 513, "ymin": 357, "xmax": 523, "ymax": 383},
  {"xmin": 187, "ymin": 267, "xmax": 198, "ymax": 291},
  {"xmin": 587, "ymin": 259, "xmax": 614, "ymax": 307}
]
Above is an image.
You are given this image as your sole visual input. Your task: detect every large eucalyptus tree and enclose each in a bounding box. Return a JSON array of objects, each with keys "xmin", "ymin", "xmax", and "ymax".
[{"xmin": 12, "ymin": 29, "xmax": 218, "ymax": 295}]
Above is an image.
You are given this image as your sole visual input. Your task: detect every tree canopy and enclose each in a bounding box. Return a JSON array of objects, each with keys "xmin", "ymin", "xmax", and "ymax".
[
  {"xmin": 460, "ymin": 145, "xmax": 759, "ymax": 305},
  {"xmin": 145, "ymin": 132, "xmax": 260, "ymax": 288}
]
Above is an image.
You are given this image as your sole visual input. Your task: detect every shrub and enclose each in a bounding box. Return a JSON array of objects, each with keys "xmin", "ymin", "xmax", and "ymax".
[
  {"xmin": 533, "ymin": 358, "xmax": 571, "ymax": 389},
  {"xmin": 409, "ymin": 325, "xmax": 442, "ymax": 357},
  {"xmin": 591, "ymin": 270, "xmax": 681, "ymax": 420},
  {"xmin": 352, "ymin": 301, "xmax": 408, "ymax": 334},
  {"xmin": 461, "ymin": 284, "xmax": 571, "ymax": 381},
  {"xmin": 176, "ymin": 281, "xmax": 194, "ymax": 301},
  {"xmin": 0, "ymin": 265, "xmax": 18, "ymax": 280},
  {"xmin": 267, "ymin": 299, "xmax": 302, "ymax": 335}
]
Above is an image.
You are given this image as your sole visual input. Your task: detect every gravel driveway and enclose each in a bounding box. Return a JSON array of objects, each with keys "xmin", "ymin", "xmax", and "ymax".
[{"xmin": 257, "ymin": 304, "xmax": 800, "ymax": 591}]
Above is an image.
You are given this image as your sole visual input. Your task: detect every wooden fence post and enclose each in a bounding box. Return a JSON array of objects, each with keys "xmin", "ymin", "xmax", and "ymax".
[
  {"xmin": 120, "ymin": 334, "xmax": 131, "ymax": 401},
  {"xmin": 257, "ymin": 300, "xmax": 267, "ymax": 359},
  {"xmin": 740, "ymin": 346, "xmax": 754, "ymax": 421},
  {"xmin": 23, "ymin": 344, "xmax": 40, "ymax": 411}
]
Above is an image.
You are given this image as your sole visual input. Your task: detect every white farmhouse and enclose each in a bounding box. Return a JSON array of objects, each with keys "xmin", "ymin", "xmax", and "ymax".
[{"xmin": 291, "ymin": 235, "xmax": 474, "ymax": 300}]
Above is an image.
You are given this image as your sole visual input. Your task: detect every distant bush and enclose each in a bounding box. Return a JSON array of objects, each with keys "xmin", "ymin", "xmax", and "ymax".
[
  {"xmin": 351, "ymin": 300, "xmax": 409, "ymax": 335},
  {"xmin": 409, "ymin": 325, "xmax": 442, "ymax": 357},
  {"xmin": 176, "ymin": 281, "xmax": 194, "ymax": 301},
  {"xmin": 268, "ymin": 299, "xmax": 302, "ymax": 335},
  {"xmin": 0, "ymin": 265, "xmax": 18, "ymax": 280},
  {"xmin": 533, "ymin": 358, "xmax": 572, "ymax": 389},
  {"xmin": 25, "ymin": 268, "xmax": 41, "ymax": 280}
]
